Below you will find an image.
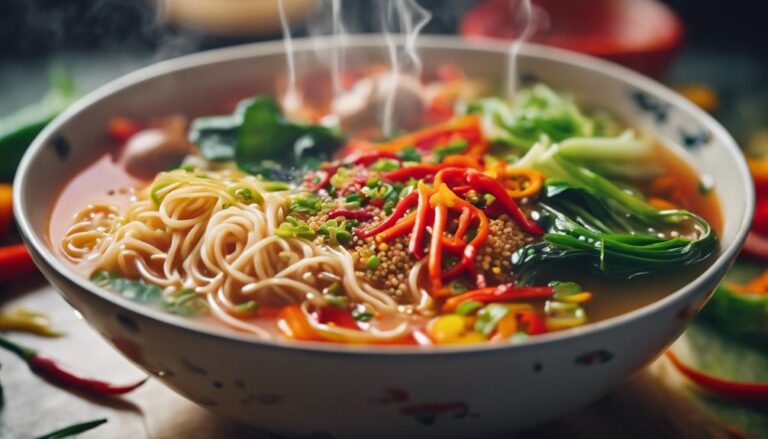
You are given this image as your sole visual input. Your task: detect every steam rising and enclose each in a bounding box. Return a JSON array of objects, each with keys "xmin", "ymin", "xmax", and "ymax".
[
  {"xmin": 378, "ymin": 0, "xmax": 432, "ymax": 136},
  {"xmin": 506, "ymin": 0, "xmax": 546, "ymax": 98},
  {"xmin": 278, "ymin": 0, "xmax": 300, "ymax": 113}
]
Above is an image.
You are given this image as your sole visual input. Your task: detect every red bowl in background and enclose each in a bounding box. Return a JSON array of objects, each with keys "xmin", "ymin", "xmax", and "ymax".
[{"xmin": 460, "ymin": 0, "xmax": 683, "ymax": 79}]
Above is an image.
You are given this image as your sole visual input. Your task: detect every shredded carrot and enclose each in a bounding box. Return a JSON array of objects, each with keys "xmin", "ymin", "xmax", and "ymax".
[
  {"xmin": 376, "ymin": 212, "xmax": 416, "ymax": 243},
  {"xmin": 492, "ymin": 314, "xmax": 518, "ymax": 341},
  {"xmin": 277, "ymin": 305, "xmax": 320, "ymax": 341}
]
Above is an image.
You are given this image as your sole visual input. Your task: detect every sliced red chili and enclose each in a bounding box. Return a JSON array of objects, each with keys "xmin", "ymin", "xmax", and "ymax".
[
  {"xmin": 464, "ymin": 170, "xmax": 544, "ymax": 235},
  {"xmin": 328, "ymin": 209, "xmax": 374, "ymax": 222},
  {"xmin": 666, "ymin": 350, "xmax": 768, "ymax": 402},
  {"xmin": 356, "ymin": 191, "xmax": 418, "ymax": 239},
  {"xmin": 316, "ymin": 307, "xmax": 359, "ymax": 330}
]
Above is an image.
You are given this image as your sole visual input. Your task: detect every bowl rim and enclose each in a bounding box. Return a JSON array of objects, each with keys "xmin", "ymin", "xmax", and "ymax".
[{"xmin": 14, "ymin": 34, "xmax": 754, "ymax": 357}]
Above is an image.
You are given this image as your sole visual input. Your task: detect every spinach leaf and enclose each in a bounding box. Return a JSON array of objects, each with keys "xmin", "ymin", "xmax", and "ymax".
[
  {"xmin": 189, "ymin": 96, "xmax": 344, "ymax": 176},
  {"xmin": 90, "ymin": 271, "xmax": 162, "ymax": 303}
]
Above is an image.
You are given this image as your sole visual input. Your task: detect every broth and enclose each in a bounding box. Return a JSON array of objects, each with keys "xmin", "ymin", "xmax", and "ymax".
[
  {"xmin": 47, "ymin": 81, "xmax": 723, "ymax": 346},
  {"xmin": 49, "ymin": 139, "xmax": 721, "ymax": 336}
]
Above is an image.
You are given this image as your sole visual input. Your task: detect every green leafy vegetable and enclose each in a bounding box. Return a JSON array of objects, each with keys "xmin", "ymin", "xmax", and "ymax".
[
  {"xmin": 702, "ymin": 261, "xmax": 768, "ymax": 342},
  {"xmin": 317, "ymin": 219, "xmax": 355, "ymax": 246},
  {"xmin": 90, "ymin": 271, "xmax": 162, "ymax": 303},
  {"xmin": 455, "ymin": 300, "xmax": 483, "ymax": 316},
  {"xmin": 467, "ymin": 84, "xmax": 597, "ymax": 151},
  {"xmin": 233, "ymin": 300, "xmax": 258, "ymax": 313},
  {"xmin": 396, "ymin": 146, "xmax": 421, "ymax": 162},
  {"xmin": 262, "ymin": 181, "xmax": 291, "ymax": 192},
  {"xmin": 474, "ymin": 303, "xmax": 511, "ymax": 336},
  {"xmin": 352, "ymin": 308, "xmax": 374, "ymax": 322},
  {"xmin": 513, "ymin": 172, "xmax": 717, "ymax": 279},
  {"xmin": 366, "ymin": 255, "xmax": 381, "ymax": 270},
  {"xmin": 289, "ymin": 193, "xmax": 323, "ymax": 214},
  {"xmin": 189, "ymin": 96, "xmax": 343, "ymax": 175},
  {"xmin": 370, "ymin": 158, "xmax": 400, "ymax": 172},
  {"xmin": 162, "ymin": 288, "xmax": 209, "ymax": 317},
  {"xmin": 276, "ymin": 216, "xmax": 316, "ymax": 240},
  {"xmin": 434, "ymin": 139, "xmax": 468, "ymax": 162}
]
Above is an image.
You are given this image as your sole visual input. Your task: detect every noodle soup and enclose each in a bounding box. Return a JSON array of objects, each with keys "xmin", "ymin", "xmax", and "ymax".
[{"xmin": 50, "ymin": 78, "xmax": 721, "ymax": 346}]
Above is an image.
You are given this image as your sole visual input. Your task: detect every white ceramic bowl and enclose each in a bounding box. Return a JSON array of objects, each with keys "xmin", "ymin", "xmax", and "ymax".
[{"xmin": 14, "ymin": 36, "xmax": 753, "ymax": 439}]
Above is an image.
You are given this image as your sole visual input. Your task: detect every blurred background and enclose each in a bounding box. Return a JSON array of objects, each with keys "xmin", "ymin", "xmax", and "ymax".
[
  {"xmin": 1, "ymin": 1, "xmax": 767, "ymax": 437},
  {"xmin": 2, "ymin": 0, "xmax": 767, "ymax": 143}
]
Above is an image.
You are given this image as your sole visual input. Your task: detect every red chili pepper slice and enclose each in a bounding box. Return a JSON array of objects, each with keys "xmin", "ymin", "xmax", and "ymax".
[
  {"xmin": 464, "ymin": 170, "xmax": 544, "ymax": 235},
  {"xmin": 327, "ymin": 209, "xmax": 374, "ymax": 222},
  {"xmin": 515, "ymin": 309, "xmax": 547, "ymax": 335},
  {"xmin": 383, "ymin": 164, "xmax": 449, "ymax": 182},
  {"xmin": 409, "ymin": 183, "xmax": 433, "ymax": 260},
  {"xmin": 307, "ymin": 164, "xmax": 340, "ymax": 192},
  {"xmin": 108, "ymin": 117, "xmax": 142, "ymax": 143},
  {"xmin": 349, "ymin": 151, "xmax": 402, "ymax": 167},
  {"xmin": 0, "ymin": 334, "xmax": 147, "ymax": 396},
  {"xmin": 666, "ymin": 350, "xmax": 768, "ymax": 402},
  {"xmin": 356, "ymin": 191, "xmax": 419, "ymax": 239},
  {"xmin": 316, "ymin": 307, "xmax": 360, "ymax": 330}
]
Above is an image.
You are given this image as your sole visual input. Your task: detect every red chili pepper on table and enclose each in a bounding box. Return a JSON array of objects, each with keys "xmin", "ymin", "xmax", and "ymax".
[
  {"xmin": 666, "ymin": 350, "xmax": 768, "ymax": 402},
  {"xmin": 442, "ymin": 284, "xmax": 554, "ymax": 312},
  {"xmin": 0, "ymin": 334, "xmax": 147, "ymax": 396},
  {"xmin": 0, "ymin": 243, "xmax": 38, "ymax": 283}
]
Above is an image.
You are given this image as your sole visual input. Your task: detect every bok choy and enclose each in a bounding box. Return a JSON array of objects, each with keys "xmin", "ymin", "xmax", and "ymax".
[
  {"xmin": 467, "ymin": 84, "xmax": 621, "ymax": 151},
  {"xmin": 512, "ymin": 137, "xmax": 717, "ymax": 279}
]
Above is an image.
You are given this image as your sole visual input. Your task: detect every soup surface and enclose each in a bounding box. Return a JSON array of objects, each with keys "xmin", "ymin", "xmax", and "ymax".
[{"xmin": 50, "ymin": 74, "xmax": 721, "ymax": 346}]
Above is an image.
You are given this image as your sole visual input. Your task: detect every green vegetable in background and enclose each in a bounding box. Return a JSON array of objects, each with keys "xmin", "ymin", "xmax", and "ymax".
[
  {"xmin": 702, "ymin": 261, "xmax": 768, "ymax": 342},
  {"xmin": 189, "ymin": 96, "xmax": 343, "ymax": 176},
  {"xmin": 0, "ymin": 67, "xmax": 79, "ymax": 181}
]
